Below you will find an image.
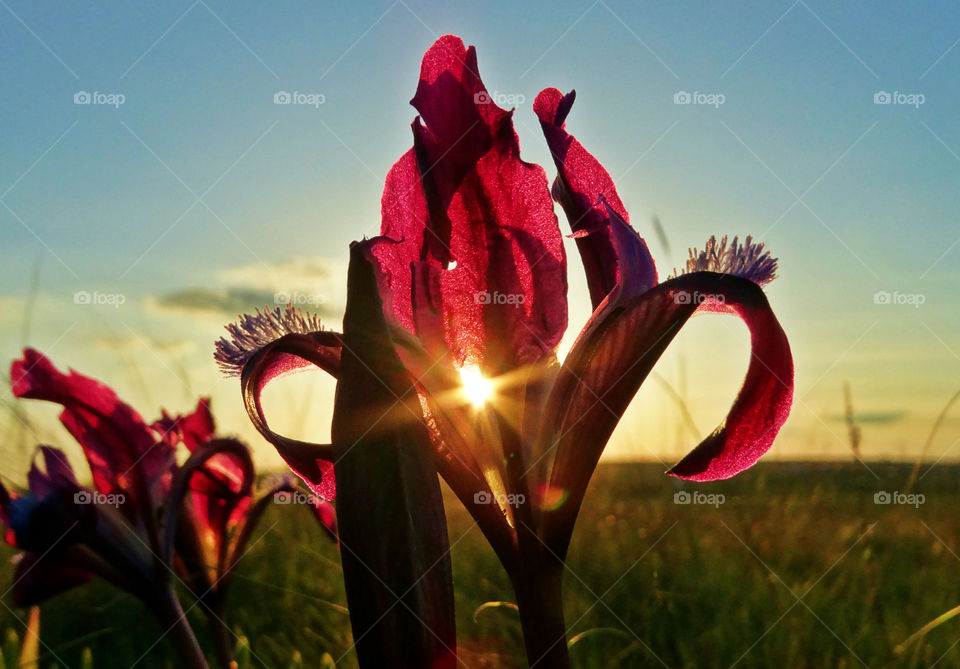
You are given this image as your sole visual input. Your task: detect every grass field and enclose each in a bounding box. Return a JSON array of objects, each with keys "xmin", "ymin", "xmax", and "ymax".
[{"xmin": 3, "ymin": 461, "xmax": 960, "ymax": 668}]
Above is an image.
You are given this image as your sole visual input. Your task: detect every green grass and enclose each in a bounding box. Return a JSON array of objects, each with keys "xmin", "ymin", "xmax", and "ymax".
[{"xmin": 4, "ymin": 461, "xmax": 960, "ymax": 668}]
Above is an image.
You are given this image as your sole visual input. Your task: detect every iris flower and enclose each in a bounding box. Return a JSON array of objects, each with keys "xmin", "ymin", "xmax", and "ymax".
[
  {"xmin": 2, "ymin": 350, "xmax": 331, "ymax": 668},
  {"xmin": 216, "ymin": 35, "xmax": 792, "ymax": 667},
  {"xmin": 2, "ymin": 349, "xmax": 205, "ymax": 665},
  {"xmin": 156, "ymin": 400, "xmax": 337, "ymax": 666}
]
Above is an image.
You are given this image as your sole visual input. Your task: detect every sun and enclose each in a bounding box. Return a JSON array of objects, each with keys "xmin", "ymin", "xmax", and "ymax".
[{"xmin": 458, "ymin": 364, "xmax": 494, "ymax": 408}]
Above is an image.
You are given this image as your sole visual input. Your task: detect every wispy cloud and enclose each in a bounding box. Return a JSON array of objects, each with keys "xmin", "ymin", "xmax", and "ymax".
[
  {"xmin": 148, "ymin": 255, "xmax": 346, "ymax": 320},
  {"xmin": 828, "ymin": 410, "xmax": 906, "ymax": 425},
  {"xmin": 148, "ymin": 287, "xmax": 284, "ymax": 316}
]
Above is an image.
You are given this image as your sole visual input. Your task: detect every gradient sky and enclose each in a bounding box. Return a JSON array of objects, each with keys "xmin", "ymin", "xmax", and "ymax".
[{"xmin": 2, "ymin": 0, "xmax": 959, "ymax": 479}]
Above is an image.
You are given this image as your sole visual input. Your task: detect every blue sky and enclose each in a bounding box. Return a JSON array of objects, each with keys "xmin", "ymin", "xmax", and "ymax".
[{"xmin": 2, "ymin": 0, "xmax": 959, "ymax": 476}]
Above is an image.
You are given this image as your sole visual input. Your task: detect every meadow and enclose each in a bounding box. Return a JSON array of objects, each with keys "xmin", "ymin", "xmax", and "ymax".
[{"xmin": 2, "ymin": 461, "xmax": 959, "ymax": 668}]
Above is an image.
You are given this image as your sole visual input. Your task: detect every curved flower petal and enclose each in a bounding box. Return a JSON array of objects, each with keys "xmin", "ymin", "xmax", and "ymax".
[
  {"xmin": 534, "ymin": 88, "xmax": 657, "ymax": 307},
  {"xmin": 666, "ymin": 286, "xmax": 792, "ymax": 480},
  {"xmin": 370, "ymin": 35, "xmax": 567, "ymax": 372},
  {"xmin": 238, "ymin": 336, "xmax": 338, "ymax": 499},
  {"xmin": 541, "ymin": 272, "xmax": 792, "ymax": 553},
  {"xmin": 10, "ymin": 349, "xmax": 173, "ymax": 499},
  {"xmin": 153, "ymin": 398, "xmax": 215, "ymax": 452},
  {"xmin": 188, "ymin": 447, "xmax": 253, "ymax": 545},
  {"xmin": 163, "ymin": 439, "xmax": 255, "ymax": 583},
  {"xmin": 215, "ymin": 307, "xmax": 341, "ymax": 499}
]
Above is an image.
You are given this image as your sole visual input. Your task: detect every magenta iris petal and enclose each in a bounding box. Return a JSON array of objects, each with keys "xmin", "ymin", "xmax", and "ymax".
[
  {"xmin": 534, "ymin": 87, "xmax": 657, "ymax": 307},
  {"xmin": 11, "ymin": 349, "xmax": 174, "ymax": 499},
  {"xmin": 311, "ymin": 498, "xmax": 338, "ymax": 542},
  {"xmin": 371, "ymin": 35, "xmax": 567, "ymax": 371},
  {"xmin": 372, "ymin": 149, "xmax": 430, "ymax": 335},
  {"xmin": 238, "ymin": 334, "xmax": 339, "ymax": 499},
  {"xmin": 667, "ymin": 280, "xmax": 793, "ymax": 481},
  {"xmin": 184, "ymin": 444, "xmax": 254, "ymax": 568},
  {"xmin": 542, "ymin": 273, "xmax": 792, "ymax": 552},
  {"xmin": 154, "ymin": 398, "xmax": 215, "ymax": 452}
]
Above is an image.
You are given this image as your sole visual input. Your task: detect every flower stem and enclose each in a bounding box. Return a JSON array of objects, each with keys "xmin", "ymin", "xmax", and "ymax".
[
  {"xmin": 511, "ymin": 562, "xmax": 570, "ymax": 669},
  {"xmin": 200, "ymin": 596, "xmax": 234, "ymax": 669},
  {"xmin": 154, "ymin": 586, "xmax": 208, "ymax": 669}
]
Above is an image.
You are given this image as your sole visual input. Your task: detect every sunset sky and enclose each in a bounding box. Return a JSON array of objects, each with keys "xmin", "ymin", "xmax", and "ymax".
[{"xmin": 2, "ymin": 0, "xmax": 959, "ymax": 479}]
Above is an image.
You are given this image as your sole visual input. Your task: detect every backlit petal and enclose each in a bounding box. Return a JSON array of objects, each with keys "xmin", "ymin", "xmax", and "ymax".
[
  {"xmin": 371, "ymin": 36, "xmax": 567, "ymax": 372},
  {"xmin": 541, "ymin": 273, "xmax": 792, "ymax": 554},
  {"xmin": 534, "ymin": 88, "xmax": 657, "ymax": 307},
  {"xmin": 11, "ymin": 349, "xmax": 173, "ymax": 500}
]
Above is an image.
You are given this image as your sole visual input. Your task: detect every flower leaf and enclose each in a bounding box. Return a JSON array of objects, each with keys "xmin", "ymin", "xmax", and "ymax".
[{"xmin": 331, "ymin": 242, "xmax": 457, "ymax": 668}]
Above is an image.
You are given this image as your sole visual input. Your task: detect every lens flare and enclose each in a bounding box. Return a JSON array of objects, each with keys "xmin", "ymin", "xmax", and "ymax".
[{"xmin": 459, "ymin": 365, "xmax": 493, "ymax": 408}]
